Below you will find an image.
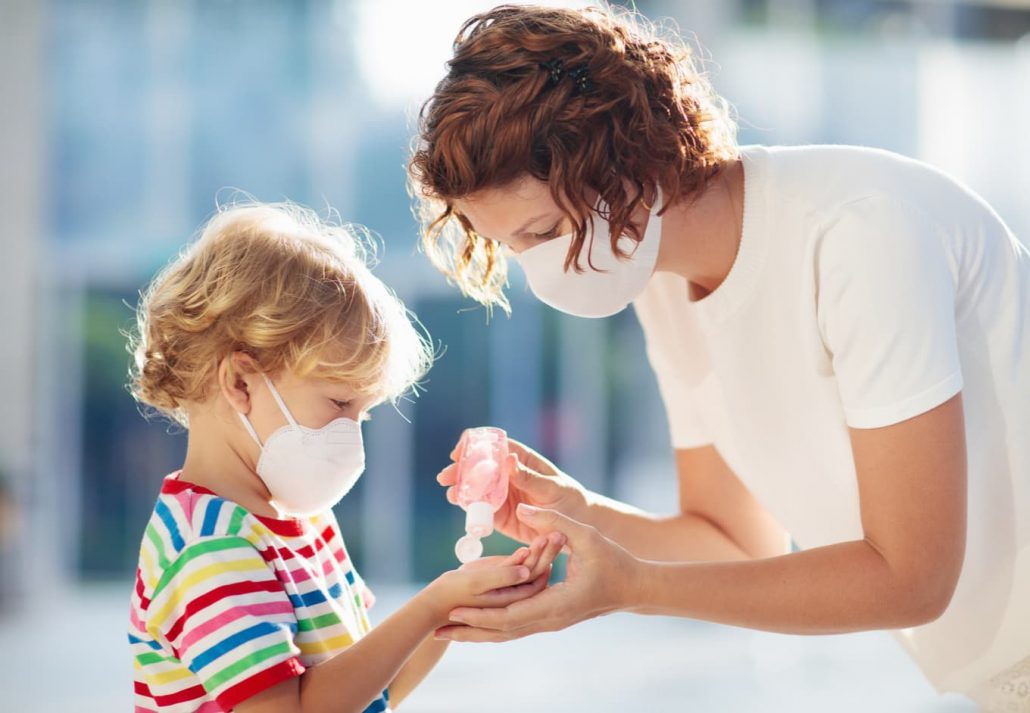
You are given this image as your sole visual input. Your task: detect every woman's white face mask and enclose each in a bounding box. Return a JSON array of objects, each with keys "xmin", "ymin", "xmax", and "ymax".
[{"xmin": 512, "ymin": 195, "xmax": 663, "ymax": 318}]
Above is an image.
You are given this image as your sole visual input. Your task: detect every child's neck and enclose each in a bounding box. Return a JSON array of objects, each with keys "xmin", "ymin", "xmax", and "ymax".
[{"xmin": 179, "ymin": 410, "xmax": 287, "ymax": 520}]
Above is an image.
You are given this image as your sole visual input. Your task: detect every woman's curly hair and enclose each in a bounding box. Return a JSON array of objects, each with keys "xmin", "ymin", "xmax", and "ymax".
[{"xmin": 409, "ymin": 3, "xmax": 738, "ymax": 312}]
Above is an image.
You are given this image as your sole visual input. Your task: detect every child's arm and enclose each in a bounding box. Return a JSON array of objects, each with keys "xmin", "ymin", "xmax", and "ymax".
[
  {"xmin": 235, "ymin": 538, "xmax": 560, "ymax": 713},
  {"xmin": 387, "ymin": 532, "xmax": 564, "ymax": 708}
]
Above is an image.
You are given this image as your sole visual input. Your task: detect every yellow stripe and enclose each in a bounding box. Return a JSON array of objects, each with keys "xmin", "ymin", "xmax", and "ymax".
[
  {"xmin": 150, "ymin": 557, "xmax": 269, "ymax": 628},
  {"xmin": 139, "ymin": 544, "xmax": 159, "ymax": 589},
  {"xmin": 146, "ymin": 665, "xmax": 195, "ymax": 686},
  {"xmin": 297, "ymin": 632, "xmax": 354, "ymax": 656}
]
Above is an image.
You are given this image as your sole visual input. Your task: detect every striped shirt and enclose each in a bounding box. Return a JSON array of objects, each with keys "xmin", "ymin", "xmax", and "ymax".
[{"xmin": 129, "ymin": 473, "xmax": 390, "ymax": 712}]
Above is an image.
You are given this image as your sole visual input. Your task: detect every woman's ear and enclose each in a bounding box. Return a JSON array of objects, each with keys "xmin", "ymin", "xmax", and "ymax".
[{"xmin": 218, "ymin": 351, "xmax": 261, "ymax": 415}]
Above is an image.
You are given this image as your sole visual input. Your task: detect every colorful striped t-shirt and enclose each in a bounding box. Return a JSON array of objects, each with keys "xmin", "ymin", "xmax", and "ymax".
[{"xmin": 129, "ymin": 473, "xmax": 390, "ymax": 712}]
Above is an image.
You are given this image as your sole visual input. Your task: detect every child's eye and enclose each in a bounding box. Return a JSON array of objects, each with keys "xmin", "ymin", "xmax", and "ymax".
[{"xmin": 331, "ymin": 399, "xmax": 352, "ymax": 410}]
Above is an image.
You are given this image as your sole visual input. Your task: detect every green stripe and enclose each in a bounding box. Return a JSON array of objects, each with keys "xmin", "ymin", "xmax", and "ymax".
[
  {"xmin": 227, "ymin": 506, "xmax": 247, "ymax": 536},
  {"xmin": 296, "ymin": 612, "xmax": 342, "ymax": 633},
  {"xmin": 151, "ymin": 536, "xmax": 255, "ymax": 600},
  {"xmin": 146, "ymin": 523, "xmax": 169, "ymax": 569},
  {"xmin": 136, "ymin": 650, "xmax": 180, "ymax": 667},
  {"xmin": 205, "ymin": 641, "xmax": 293, "ymax": 690}
]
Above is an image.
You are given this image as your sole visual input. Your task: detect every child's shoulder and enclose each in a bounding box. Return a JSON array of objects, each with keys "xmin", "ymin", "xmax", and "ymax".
[
  {"xmin": 139, "ymin": 474, "xmax": 272, "ymax": 577},
  {"xmin": 138, "ymin": 473, "xmax": 338, "ymax": 580}
]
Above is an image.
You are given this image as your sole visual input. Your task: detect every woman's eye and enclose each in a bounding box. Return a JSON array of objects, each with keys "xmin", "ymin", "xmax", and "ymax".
[{"xmin": 532, "ymin": 222, "xmax": 562, "ymax": 241}]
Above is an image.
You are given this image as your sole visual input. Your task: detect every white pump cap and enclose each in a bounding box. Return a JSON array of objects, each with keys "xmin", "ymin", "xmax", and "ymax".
[
  {"xmin": 465, "ymin": 501, "xmax": 495, "ymax": 538},
  {"xmin": 455, "ymin": 535, "xmax": 484, "ymax": 564}
]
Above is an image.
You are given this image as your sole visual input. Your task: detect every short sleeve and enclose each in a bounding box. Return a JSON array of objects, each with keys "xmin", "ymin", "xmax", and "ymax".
[
  {"xmin": 816, "ymin": 195, "xmax": 963, "ymax": 428},
  {"xmin": 147, "ymin": 536, "xmax": 305, "ymax": 710}
]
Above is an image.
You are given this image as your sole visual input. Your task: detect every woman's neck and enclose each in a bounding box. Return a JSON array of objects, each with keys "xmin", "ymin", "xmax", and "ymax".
[{"xmin": 655, "ymin": 159, "xmax": 745, "ymax": 299}]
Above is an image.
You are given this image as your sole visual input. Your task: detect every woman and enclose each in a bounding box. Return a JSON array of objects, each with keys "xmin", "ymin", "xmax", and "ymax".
[{"xmin": 408, "ymin": 4, "xmax": 1030, "ymax": 710}]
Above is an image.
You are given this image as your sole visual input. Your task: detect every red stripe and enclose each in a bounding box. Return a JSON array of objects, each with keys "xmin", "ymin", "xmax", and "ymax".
[
  {"xmin": 135, "ymin": 678, "xmax": 209, "ymax": 707},
  {"xmin": 215, "ymin": 657, "xmax": 306, "ymax": 710},
  {"xmin": 135, "ymin": 569, "xmax": 151, "ymax": 609},
  {"xmin": 164, "ymin": 578, "xmax": 285, "ymax": 644}
]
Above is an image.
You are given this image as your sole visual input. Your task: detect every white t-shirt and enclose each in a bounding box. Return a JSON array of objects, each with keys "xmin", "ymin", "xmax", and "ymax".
[{"xmin": 633, "ymin": 144, "xmax": 1030, "ymax": 694}]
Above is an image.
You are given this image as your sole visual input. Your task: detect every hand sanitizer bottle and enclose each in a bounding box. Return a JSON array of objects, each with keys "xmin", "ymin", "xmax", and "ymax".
[{"xmin": 453, "ymin": 427, "xmax": 509, "ymax": 563}]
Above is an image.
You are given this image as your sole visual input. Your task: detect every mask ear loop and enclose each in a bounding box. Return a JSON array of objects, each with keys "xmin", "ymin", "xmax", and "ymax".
[
  {"xmin": 260, "ymin": 373, "xmax": 300, "ymax": 427},
  {"xmin": 237, "ymin": 373, "xmax": 299, "ymax": 448}
]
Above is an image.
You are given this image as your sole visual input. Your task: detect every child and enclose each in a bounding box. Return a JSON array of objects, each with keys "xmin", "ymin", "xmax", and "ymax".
[{"xmin": 127, "ymin": 203, "xmax": 565, "ymax": 712}]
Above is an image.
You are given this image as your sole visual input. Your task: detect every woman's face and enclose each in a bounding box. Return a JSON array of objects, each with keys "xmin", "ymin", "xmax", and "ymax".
[{"xmin": 454, "ymin": 175, "xmax": 573, "ymax": 254}]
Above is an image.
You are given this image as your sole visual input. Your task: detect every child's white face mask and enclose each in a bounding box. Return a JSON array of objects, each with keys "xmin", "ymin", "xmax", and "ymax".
[
  {"xmin": 512, "ymin": 194, "xmax": 663, "ymax": 318},
  {"xmin": 238, "ymin": 374, "xmax": 365, "ymax": 517}
]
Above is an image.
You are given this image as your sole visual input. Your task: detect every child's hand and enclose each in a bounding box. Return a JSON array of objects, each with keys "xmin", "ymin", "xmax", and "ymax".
[{"xmin": 423, "ymin": 533, "xmax": 566, "ymax": 628}]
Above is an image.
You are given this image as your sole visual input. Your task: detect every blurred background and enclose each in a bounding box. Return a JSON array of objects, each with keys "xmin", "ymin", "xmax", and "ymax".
[{"xmin": 1, "ymin": 0, "xmax": 1028, "ymax": 710}]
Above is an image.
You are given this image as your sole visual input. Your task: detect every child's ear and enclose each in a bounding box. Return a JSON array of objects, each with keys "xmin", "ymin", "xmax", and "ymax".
[{"xmin": 218, "ymin": 351, "xmax": 261, "ymax": 415}]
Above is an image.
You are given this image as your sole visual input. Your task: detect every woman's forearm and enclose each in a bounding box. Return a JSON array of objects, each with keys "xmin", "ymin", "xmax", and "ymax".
[
  {"xmin": 584, "ymin": 493, "xmax": 751, "ymax": 562},
  {"xmin": 387, "ymin": 636, "xmax": 449, "ymax": 708},
  {"xmin": 629, "ymin": 538, "xmax": 949, "ymax": 634}
]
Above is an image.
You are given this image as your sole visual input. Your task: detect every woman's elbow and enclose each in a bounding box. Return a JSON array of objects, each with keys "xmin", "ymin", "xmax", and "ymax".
[{"xmin": 895, "ymin": 562, "xmax": 962, "ymax": 627}]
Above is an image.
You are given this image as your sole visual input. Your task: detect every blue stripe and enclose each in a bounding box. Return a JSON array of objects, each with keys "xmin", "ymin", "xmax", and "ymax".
[
  {"xmin": 154, "ymin": 500, "xmax": 185, "ymax": 551},
  {"xmin": 286, "ymin": 581, "xmax": 344, "ymax": 609},
  {"xmin": 200, "ymin": 498, "xmax": 224, "ymax": 537},
  {"xmin": 363, "ymin": 695, "xmax": 389, "ymax": 713},
  {"xmin": 189, "ymin": 621, "xmax": 293, "ymax": 672},
  {"xmin": 127, "ymin": 633, "xmax": 162, "ymax": 650},
  {"xmin": 288, "ymin": 589, "xmax": 325, "ymax": 609}
]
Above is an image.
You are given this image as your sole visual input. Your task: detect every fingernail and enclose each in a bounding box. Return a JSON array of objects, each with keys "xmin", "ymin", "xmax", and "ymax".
[
  {"xmin": 518, "ymin": 566, "xmax": 530, "ymax": 580},
  {"xmin": 517, "ymin": 503, "xmax": 540, "ymax": 518},
  {"xmin": 449, "ymin": 614, "xmax": 466, "ymax": 624}
]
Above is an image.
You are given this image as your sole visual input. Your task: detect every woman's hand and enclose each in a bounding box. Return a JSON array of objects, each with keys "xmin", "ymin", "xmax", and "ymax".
[
  {"xmin": 422, "ymin": 531, "xmax": 567, "ymax": 628},
  {"xmin": 434, "ymin": 504, "xmax": 643, "ymax": 642},
  {"xmin": 437, "ymin": 436, "xmax": 592, "ymax": 545}
]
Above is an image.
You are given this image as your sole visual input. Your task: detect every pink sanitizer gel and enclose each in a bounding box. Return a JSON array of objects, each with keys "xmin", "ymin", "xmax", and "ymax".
[{"xmin": 453, "ymin": 427, "xmax": 509, "ymax": 563}]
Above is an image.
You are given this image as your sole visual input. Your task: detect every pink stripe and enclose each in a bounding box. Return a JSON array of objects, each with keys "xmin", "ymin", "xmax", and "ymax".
[
  {"xmin": 285, "ymin": 565, "xmax": 313, "ymax": 584},
  {"xmin": 179, "ymin": 601, "xmax": 294, "ymax": 651},
  {"xmin": 135, "ymin": 707, "xmax": 158, "ymax": 713},
  {"xmin": 129, "ymin": 607, "xmax": 147, "ymax": 633},
  {"xmin": 174, "ymin": 490, "xmax": 200, "ymax": 524},
  {"xmin": 196, "ymin": 702, "xmax": 224, "ymax": 712}
]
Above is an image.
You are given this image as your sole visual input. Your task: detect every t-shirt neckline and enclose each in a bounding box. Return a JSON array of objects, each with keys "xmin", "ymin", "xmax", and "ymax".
[{"xmin": 161, "ymin": 471, "xmax": 310, "ymax": 537}]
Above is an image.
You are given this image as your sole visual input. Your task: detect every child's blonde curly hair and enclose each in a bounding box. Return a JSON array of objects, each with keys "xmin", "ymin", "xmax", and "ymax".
[{"xmin": 128, "ymin": 202, "xmax": 432, "ymax": 427}]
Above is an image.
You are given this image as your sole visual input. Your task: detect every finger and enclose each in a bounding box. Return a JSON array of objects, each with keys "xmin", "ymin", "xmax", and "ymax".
[
  {"xmin": 515, "ymin": 504, "xmax": 593, "ymax": 544},
  {"xmin": 436, "ymin": 463, "xmax": 457, "ymax": 486},
  {"xmin": 506, "ymin": 438, "xmax": 560, "ymax": 476},
  {"xmin": 469, "ymin": 564, "xmax": 531, "ymax": 593},
  {"xmin": 507, "ymin": 547, "xmax": 530, "ymax": 565},
  {"xmin": 445, "ymin": 486, "xmax": 457, "ymax": 505},
  {"xmin": 507, "ymin": 455, "xmax": 561, "ymax": 500},
  {"xmin": 434, "ymin": 624, "xmax": 524, "ymax": 643},
  {"xmin": 519, "ymin": 536, "xmax": 545, "ymax": 574},
  {"xmin": 474, "ymin": 571, "xmax": 549, "ymax": 607},
  {"xmin": 449, "ymin": 444, "xmax": 460, "ymax": 462},
  {"xmin": 530, "ymin": 532, "xmax": 566, "ymax": 580}
]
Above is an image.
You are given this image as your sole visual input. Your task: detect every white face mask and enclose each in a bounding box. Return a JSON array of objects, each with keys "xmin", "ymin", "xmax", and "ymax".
[
  {"xmin": 513, "ymin": 193, "xmax": 663, "ymax": 318},
  {"xmin": 238, "ymin": 374, "xmax": 365, "ymax": 517}
]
